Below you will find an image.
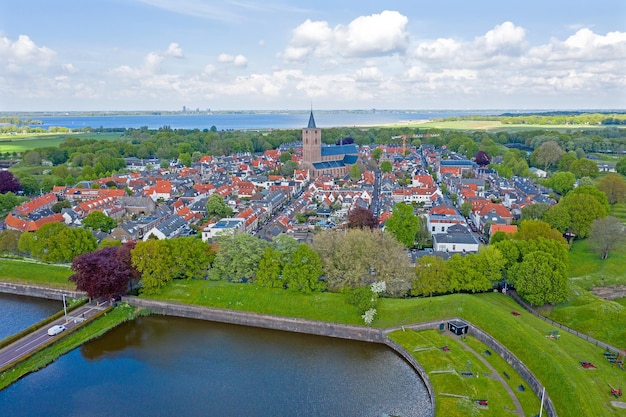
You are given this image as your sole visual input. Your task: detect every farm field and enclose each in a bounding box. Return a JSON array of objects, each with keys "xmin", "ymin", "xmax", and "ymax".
[{"xmin": 0, "ymin": 132, "xmax": 123, "ymax": 153}]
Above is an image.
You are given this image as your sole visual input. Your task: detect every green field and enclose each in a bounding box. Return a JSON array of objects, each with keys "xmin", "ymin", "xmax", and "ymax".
[
  {"xmin": 0, "ymin": 259, "xmax": 73, "ymax": 289},
  {"xmin": 387, "ymin": 119, "xmax": 625, "ymax": 132},
  {"xmin": 0, "ymin": 132, "xmax": 123, "ymax": 153}
]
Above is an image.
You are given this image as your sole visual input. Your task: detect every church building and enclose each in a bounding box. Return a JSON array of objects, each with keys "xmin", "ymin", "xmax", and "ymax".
[{"xmin": 300, "ymin": 111, "xmax": 359, "ymax": 178}]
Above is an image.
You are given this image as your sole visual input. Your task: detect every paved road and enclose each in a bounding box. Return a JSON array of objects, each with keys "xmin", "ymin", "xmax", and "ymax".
[{"xmin": 0, "ymin": 302, "xmax": 107, "ymax": 369}]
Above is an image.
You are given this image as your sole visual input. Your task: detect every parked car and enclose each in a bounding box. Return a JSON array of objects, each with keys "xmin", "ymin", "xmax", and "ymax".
[{"xmin": 47, "ymin": 324, "xmax": 66, "ymax": 336}]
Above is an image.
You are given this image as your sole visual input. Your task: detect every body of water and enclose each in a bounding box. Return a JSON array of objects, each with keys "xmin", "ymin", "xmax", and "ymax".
[
  {"xmin": 0, "ymin": 315, "xmax": 432, "ymax": 417},
  {"xmin": 30, "ymin": 110, "xmax": 498, "ymax": 130},
  {"xmin": 0, "ymin": 293, "xmax": 61, "ymax": 340}
]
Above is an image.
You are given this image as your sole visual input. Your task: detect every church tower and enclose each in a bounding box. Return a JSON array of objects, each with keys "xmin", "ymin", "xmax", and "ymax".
[{"xmin": 302, "ymin": 110, "xmax": 321, "ymax": 164}]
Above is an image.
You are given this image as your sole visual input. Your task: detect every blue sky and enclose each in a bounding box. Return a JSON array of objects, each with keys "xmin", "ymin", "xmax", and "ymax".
[{"xmin": 1, "ymin": 0, "xmax": 625, "ymax": 111}]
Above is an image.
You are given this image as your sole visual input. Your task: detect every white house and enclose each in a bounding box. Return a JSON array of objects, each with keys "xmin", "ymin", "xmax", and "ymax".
[{"xmin": 201, "ymin": 218, "xmax": 245, "ymax": 242}]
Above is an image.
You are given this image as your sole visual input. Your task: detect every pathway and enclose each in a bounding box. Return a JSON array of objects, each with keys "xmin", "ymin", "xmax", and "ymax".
[{"xmin": 446, "ymin": 333, "xmax": 526, "ymax": 417}]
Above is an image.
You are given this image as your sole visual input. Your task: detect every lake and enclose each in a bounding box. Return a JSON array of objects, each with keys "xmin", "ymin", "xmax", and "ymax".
[
  {"xmin": 0, "ymin": 315, "xmax": 432, "ymax": 416},
  {"xmin": 31, "ymin": 110, "xmax": 498, "ymax": 130}
]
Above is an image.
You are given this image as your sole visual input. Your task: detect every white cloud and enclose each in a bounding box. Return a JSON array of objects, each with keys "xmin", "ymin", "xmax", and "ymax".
[
  {"xmin": 282, "ymin": 10, "xmax": 409, "ymax": 61},
  {"xmin": 218, "ymin": 53, "xmax": 248, "ymax": 67},
  {"xmin": 166, "ymin": 42, "xmax": 184, "ymax": 58},
  {"xmin": 477, "ymin": 21, "xmax": 526, "ymax": 54},
  {"xmin": 0, "ymin": 35, "xmax": 56, "ymax": 66}
]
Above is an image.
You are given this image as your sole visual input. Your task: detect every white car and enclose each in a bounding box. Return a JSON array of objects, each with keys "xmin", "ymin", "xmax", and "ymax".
[{"xmin": 47, "ymin": 324, "xmax": 66, "ymax": 336}]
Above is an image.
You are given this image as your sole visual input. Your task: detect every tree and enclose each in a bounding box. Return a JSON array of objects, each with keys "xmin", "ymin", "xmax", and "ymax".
[
  {"xmin": 280, "ymin": 160, "xmax": 298, "ymax": 177},
  {"xmin": 372, "ymin": 148, "xmax": 382, "ymax": 162},
  {"xmin": 345, "ymin": 286, "xmax": 377, "ymax": 314},
  {"xmin": 542, "ymin": 203, "xmax": 571, "ymax": 233},
  {"xmin": 460, "ymin": 201, "xmax": 472, "ymax": 218},
  {"xmin": 19, "ymin": 176, "xmax": 40, "ymax": 196},
  {"xmin": 0, "ymin": 171, "xmax": 22, "ymax": 194},
  {"xmin": 557, "ymin": 152, "xmax": 578, "ymax": 172},
  {"xmin": 597, "ymin": 173, "xmax": 626, "ymax": 205},
  {"xmin": 210, "ymin": 233, "xmax": 267, "ymax": 282},
  {"xmin": 472, "ymin": 246, "xmax": 505, "ymax": 283},
  {"xmin": 0, "ymin": 192, "xmax": 25, "ymax": 214},
  {"xmin": 588, "ymin": 216, "xmax": 626, "ymax": 260},
  {"xmin": 531, "ymin": 141, "xmax": 564, "ymax": 170},
  {"xmin": 206, "ymin": 194, "xmax": 233, "ymax": 219},
  {"xmin": 279, "ymin": 152, "xmax": 292, "ymax": 163},
  {"xmin": 510, "ymin": 251, "xmax": 568, "ymax": 306},
  {"xmin": 412, "ymin": 255, "xmax": 449, "ymax": 297},
  {"xmin": 51, "ymin": 200, "xmax": 72, "ymax": 213},
  {"xmin": 312, "ymin": 229, "xmax": 411, "ymax": 295},
  {"xmin": 569, "ymin": 158, "xmax": 599, "ymax": 178},
  {"xmin": 380, "ymin": 160, "xmax": 392, "ymax": 173},
  {"xmin": 521, "ymin": 203, "xmax": 551, "ymax": 221},
  {"xmin": 70, "ymin": 245, "xmax": 139, "ymax": 299},
  {"xmin": 82, "ymin": 211, "xmax": 117, "ymax": 233},
  {"xmin": 349, "ymin": 163, "xmax": 361, "ymax": 180},
  {"xmin": 255, "ymin": 247, "xmax": 284, "ymax": 288},
  {"xmin": 17, "ymin": 222, "xmax": 96, "ymax": 263},
  {"xmin": 384, "ymin": 203, "xmax": 419, "ymax": 247},
  {"xmin": 515, "ymin": 220, "xmax": 566, "ymax": 243},
  {"xmin": 169, "ymin": 237, "xmax": 214, "ymax": 280},
  {"xmin": 474, "ymin": 150, "xmax": 490, "ymax": 166},
  {"xmin": 282, "ymin": 243, "xmax": 325, "ymax": 293},
  {"xmin": 347, "ymin": 206, "xmax": 377, "ymax": 229},
  {"xmin": 545, "ymin": 171, "xmax": 576, "ymax": 195},
  {"xmin": 131, "ymin": 239, "xmax": 173, "ymax": 294},
  {"xmin": 616, "ymin": 156, "xmax": 626, "ymax": 176},
  {"xmin": 0, "ymin": 230, "xmax": 21, "ymax": 255}
]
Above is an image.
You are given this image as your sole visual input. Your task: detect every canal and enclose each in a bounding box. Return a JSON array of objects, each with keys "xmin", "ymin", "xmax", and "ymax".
[
  {"xmin": 0, "ymin": 314, "xmax": 432, "ymax": 416},
  {"xmin": 0, "ymin": 293, "xmax": 61, "ymax": 340}
]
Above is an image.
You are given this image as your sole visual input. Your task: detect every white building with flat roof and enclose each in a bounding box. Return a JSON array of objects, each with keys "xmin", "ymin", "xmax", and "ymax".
[{"xmin": 202, "ymin": 218, "xmax": 245, "ymax": 242}]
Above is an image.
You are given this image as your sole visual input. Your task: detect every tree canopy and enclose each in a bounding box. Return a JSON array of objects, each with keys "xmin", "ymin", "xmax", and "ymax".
[
  {"xmin": 347, "ymin": 206, "xmax": 377, "ymax": 229},
  {"xmin": 588, "ymin": 216, "xmax": 626, "ymax": 260},
  {"xmin": 82, "ymin": 211, "xmax": 117, "ymax": 233},
  {"xmin": 384, "ymin": 203, "xmax": 419, "ymax": 248},
  {"xmin": 206, "ymin": 194, "xmax": 233, "ymax": 219},
  {"xmin": 0, "ymin": 171, "xmax": 22, "ymax": 194}
]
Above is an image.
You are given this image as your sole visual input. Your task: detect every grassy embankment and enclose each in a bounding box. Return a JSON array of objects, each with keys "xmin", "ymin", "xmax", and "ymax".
[
  {"xmin": 0, "ymin": 303, "xmax": 143, "ymax": 391},
  {"xmin": 0, "ymin": 259, "xmax": 74, "ymax": 290},
  {"xmin": 388, "ymin": 329, "xmax": 541, "ymax": 417}
]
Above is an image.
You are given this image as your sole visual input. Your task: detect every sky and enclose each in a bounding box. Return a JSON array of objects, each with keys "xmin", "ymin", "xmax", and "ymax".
[{"xmin": 1, "ymin": 0, "xmax": 625, "ymax": 111}]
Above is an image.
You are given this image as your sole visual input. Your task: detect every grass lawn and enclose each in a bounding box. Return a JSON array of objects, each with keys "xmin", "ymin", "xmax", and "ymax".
[
  {"xmin": 0, "ymin": 259, "xmax": 73, "ymax": 289},
  {"xmin": 611, "ymin": 203, "xmax": 626, "ymax": 224},
  {"xmin": 389, "ymin": 329, "xmax": 541, "ymax": 417}
]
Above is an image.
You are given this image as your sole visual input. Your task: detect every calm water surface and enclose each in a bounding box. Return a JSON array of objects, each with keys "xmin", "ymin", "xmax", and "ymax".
[
  {"xmin": 0, "ymin": 293, "xmax": 60, "ymax": 340},
  {"xmin": 0, "ymin": 315, "xmax": 432, "ymax": 417}
]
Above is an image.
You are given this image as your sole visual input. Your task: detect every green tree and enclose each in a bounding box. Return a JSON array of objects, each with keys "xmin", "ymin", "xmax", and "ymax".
[
  {"xmin": 597, "ymin": 173, "xmax": 626, "ymax": 205},
  {"xmin": 412, "ymin": 255, "xmax": 449, "ymax": 297},
  {"xmin": 210, "ymin": 233, "xmax": 267, "ymax": 282},
  {"xmin": 510, "ymin": 251, "xmax": 568, "ymax": 306},
  {"xmin": 380, "ymin": 160, "xmax": 393, "ymax": 173},
  {"xmin": 131, "ymin": 239, "xmax": 174, "ymax": 294},
  {"xmin": 545, "ymin": 171, "xmax": 576, "ymax": 195},
  {"xmin": 280, "ymin": 160, "xmax": 298, "ymax": 177},
  {"xmin": 82, "ymin": 211, "xmax": 117, "ymax": 233},
  {"xmin": 521, "ymin": 203, "xmax": 551, "ymax": 221},
  {"xmin": 279, "ymin": 152, "xmax": 292, "ymax": 163},
  {"xmin": 530, "ymin": 141, "xmax": 564, "ymax": 170},
  {"xmin": 384, "ymin": 203, "xmax": 419, "ymax": 247},
  {"xmin": 19, "ymin": 176, "xmax": 40, "ymax": 196},
  {"xmin": 616, "ymin": 156, "xmax": 626, "ymax": 176},
  {"xmin": 345, "ymin": 286, "xmax": 377, "ymax": 314},
  {"xmin": 569, "ymin": 158, "xmax": 599, "ymax": 178},
  {"xmin": 542, "ymin": 203, "xmax": 571, "ymax": 233},
  {"xmin": 283, "ymin": 243, "xmax": 325, "ymax": 293},
  {"xmin": 0, "ymin": 192, "xmax": 24, "ymax": 214},
  {"xmin": 170, "ymin": 237, "xmax": 214, "ymax": 280},
  {"xmin": 255, "ymin": 247, "xmax": 284, "ymax": 288},
  {"xmin": 272, "ymin": 234, "xmax": 300, "ymax": 266},
  {"xmin": 557, "ymin": 152, "xmax": 577, "ymax": 172},
  {"xmin": 349, "ymin": 163, "xmax": 361, "ymax": 180},
  {"xmin": 588, "ymin": 216, "xmax": 626, "ymax": 260},
  {"xmin": 515, "ymin": 220, "xmax": 566, "ymax": 243},
  {"xmin": 0, "ymin": 230, "xmax": 21, "ymax": 255},
  {"xmin": 472, "ymin": 246, "xmax": 505, "ymax": 283},
  {"xmin": 372, "ymin": 148, "xmax": 382, "ymax": 162},
  {"xmin": 51, "ymin": 200, "xmax": 72, "ymax": 213},
  {"xmin": 178, "ymin": 153, "xmax": 192, "ymax": 167},
  {"xmin": 460, "ymin": 201, "xmax": 472, "ymax": 218},
  {"xmin": 206, "ymin": 194, "xmax": 233, "ymax": 219}
]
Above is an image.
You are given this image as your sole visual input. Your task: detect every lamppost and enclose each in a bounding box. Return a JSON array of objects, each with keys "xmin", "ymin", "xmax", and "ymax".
[{"xmin": 62, "ymin": 294, "xmax": 68, "ymax": 323}]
